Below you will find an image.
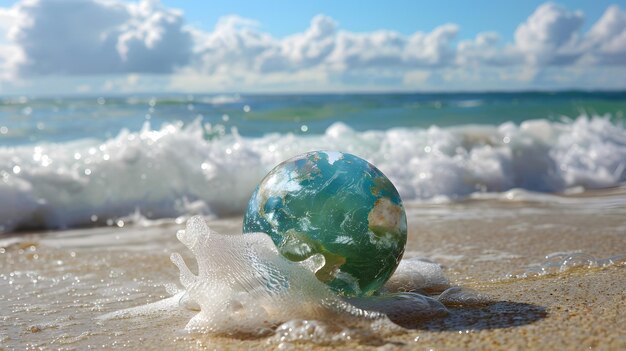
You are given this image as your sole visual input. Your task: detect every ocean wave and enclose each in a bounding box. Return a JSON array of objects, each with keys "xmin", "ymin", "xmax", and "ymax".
[{"xmin": 0, "ymin": 116, "xmax": 625, "ymax": 232}]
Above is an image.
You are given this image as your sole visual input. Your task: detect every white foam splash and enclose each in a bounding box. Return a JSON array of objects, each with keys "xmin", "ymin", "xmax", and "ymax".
[
  {"xmin": 168, "ymin": 217, "xmax": 459, "ymax": 334},
  {"xmin": 1, "ymin": 116, "xmax": 624, "ymax": 232},
  {"xmin": 101, "ymin": 216, "xmax": 488, "ymax": 341},
  {"xmin": 169, "ymin": 216, "xmax": 379, "ymax": 335}
]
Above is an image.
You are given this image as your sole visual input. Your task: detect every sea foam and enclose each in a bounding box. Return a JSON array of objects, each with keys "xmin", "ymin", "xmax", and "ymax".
[
  {"xmin": 103, "ymin": 216, "xmax": 479, "ymax": 341},
  {"xmin": 1, "ymin": 116, "xmax": 625, "ymax": 232}
]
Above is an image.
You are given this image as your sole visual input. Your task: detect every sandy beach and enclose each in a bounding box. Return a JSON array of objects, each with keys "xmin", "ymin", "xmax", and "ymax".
[
  {"xmin": 1, "ymin": 1, "xmax": 626, "ymax": 349},
  {"xmin": 1, "ymin": 187, "xmax": 624, "ymax": 350}
]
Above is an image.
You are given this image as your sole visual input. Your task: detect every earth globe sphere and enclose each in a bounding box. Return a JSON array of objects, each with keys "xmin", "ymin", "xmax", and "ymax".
[{"xmin": 243, "ymin": 151, "xmax": 407, "ymax": 296}]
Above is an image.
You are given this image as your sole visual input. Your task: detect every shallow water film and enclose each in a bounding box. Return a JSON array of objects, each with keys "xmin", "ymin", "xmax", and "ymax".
[{"xmin": 1, "ymin": 187, "xmax": 624, "ymax": 349}]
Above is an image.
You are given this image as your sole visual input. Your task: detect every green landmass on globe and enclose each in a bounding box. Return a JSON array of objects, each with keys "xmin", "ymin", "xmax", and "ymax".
[{"xmin": 243, "ymin": 151, "xmax": 407, "ymax": 296}]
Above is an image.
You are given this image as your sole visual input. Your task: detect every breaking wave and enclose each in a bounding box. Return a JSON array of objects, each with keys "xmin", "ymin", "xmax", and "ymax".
[{"xmin": 1, "ymin": 116, "xmax": 625, "ymax": 232}]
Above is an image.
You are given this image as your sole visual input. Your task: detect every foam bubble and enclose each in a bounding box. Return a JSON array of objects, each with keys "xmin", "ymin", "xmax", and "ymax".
[{"xmin": 505, "ymin": 252, "xmax": 626, "ymax": 279}]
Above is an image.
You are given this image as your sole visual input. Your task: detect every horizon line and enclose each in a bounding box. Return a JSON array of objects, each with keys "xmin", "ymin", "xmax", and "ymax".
[{"xmin": 5, "ymin": 88, "xmax": 626, "ymax": 99}]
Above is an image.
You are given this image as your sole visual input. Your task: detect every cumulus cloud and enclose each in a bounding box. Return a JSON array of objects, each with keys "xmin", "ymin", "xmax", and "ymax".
[
  {"xmin": 457, "ymin": 3, "xmax": 626, "ymax": 69},
  {"xmin": 513, "ymin": 2, "xmax": 584, "ymax": 65},
  {"xmin": 332, "ymin": 23, "xmax": 459, "ymax": 70},
  {"xmin": 182, "ymin": 2, "xmax": 626, "ymax": 89},
  {"xmin": 257, "ymin": 15, "xmax": 338, "ymax": 73},
  {"xmin": 189, "ymin": 14, "xmax": 459, "ymax": 76},
  {"xmin": 0, "ymin": 0, "xmax": 625, "ymax": 90},
  {"xmin": 189, "ymin": 15, "xmax": 276, "ymax": 75},
  {"xmin": 1, "ymin": 0, "xmax": 192, "ymax": 76},
  {"xmin": 583, "ymin": 5, "xmax": 626, "ymax": 64},
  {"xmin": 456, "ymin": 32, "xmax": 518, "ymax": 67}
]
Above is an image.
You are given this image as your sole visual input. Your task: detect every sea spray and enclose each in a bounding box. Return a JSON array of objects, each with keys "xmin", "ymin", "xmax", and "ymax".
[{"xmin": 2, "ymin": 116, "xmax": 624, "ymax": 233}]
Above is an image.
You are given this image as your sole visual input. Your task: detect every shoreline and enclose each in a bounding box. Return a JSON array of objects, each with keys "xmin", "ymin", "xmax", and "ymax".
[{"xmin": 1, "ymin": 191, "xmax": 625, "ymax": 350}]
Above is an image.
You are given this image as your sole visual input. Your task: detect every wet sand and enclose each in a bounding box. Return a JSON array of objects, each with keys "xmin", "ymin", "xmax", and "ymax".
[{"xmin": 1, "ymin": 189, "xmax": 625, "ymax": 350}]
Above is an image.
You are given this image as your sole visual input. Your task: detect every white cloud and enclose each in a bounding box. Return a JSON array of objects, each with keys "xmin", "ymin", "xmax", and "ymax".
[
  {"xmin": 583, "ymin": 5, "xmax": 626, "ymax": 65},
  {"xmin": 456, "ymin": 32, "xmax": 519, "ymax": 67},
  {"xmin": 0, "ymin": 3, "xmax": 24, "ymax": 80},
  {"xmin": 2, "ymin": 0, "xmax": 192, "ymax": 76},
  {"xmin": 255, "ymin": 15, "xmax": 338, "ymax": 73},
  {"xmin": 282, "ymin": 15, "xmax": 337, "ymax": 68},
  {"xmin": 0, "ymin": 0, "xmax": 625, "ymax": 92},
  {"xmin": 455, "ymin": 3, "xmax": 590, "ymax": 68},
  {"xmin": 325, "ymin": 23, "xmax": 459, "ymax": 72},
  {"xmin": 0, "ymin": 43, "xmax": 22, "ymax": 80},
  {"xmin": 182, "ymin": 15, "xmax": 459, "ymax": 89},
  {"xmin": 171, "ymin": 13, "xmax": 461, "ymax": 90},
  {"xmin": 182, "ymin": 2, "xmax": 626, "ymax": 90},
  {"xmin": 187, "ymin": 14, "xmax": 460, "ymax": 77},
  {"xmin": 513, "ymin": 2, "xmax": 584, "ymax": 65}
]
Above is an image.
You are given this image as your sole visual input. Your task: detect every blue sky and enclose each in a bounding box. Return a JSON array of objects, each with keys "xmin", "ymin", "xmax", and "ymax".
[
  {"xmin": 0, "ymin": 0, "xmax": 625, "ymax": 95},
  {"xmin": 161, "ymin": 0, "xmax": 619, "ymax": 40}
]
